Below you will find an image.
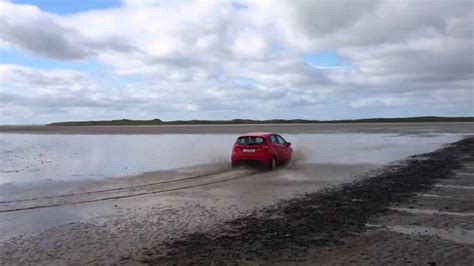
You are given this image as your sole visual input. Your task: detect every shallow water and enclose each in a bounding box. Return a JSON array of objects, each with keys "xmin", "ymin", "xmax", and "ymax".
[{"xmin": 0, "ymin": 133, "xmax": 463, "ymax": 184}]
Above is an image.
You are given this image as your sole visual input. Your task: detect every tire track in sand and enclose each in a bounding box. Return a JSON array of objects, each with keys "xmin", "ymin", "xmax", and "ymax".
[
  {"xmin": 0, "ymin": 169, "xmax": 231, "ymax": 204},
  {"xmin": 0, "ymin": 169, "xmax": 259, "ymax": 213}
]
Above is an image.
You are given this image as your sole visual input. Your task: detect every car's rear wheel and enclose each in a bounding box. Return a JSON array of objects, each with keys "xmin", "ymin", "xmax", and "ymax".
[{"xmin": 269, "ymin": 156, "xmax": 276, "ymax": 171}]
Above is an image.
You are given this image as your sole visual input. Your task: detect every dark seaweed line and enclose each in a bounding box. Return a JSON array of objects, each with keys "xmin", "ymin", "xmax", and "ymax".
[
  {"xmin": 0, "ymin": 170, "xmax": 259, "ymax": 213},
  {"xmin": 0, "ymin": 169, "xmax": 233, "ymax": 205},
  {"xmin": 145, "ymin": 137, "xmax": 473, "ymax": 264}
]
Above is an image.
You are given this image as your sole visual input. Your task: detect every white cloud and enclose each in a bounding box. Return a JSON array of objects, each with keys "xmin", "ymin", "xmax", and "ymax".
[
  {"xmin": 0, "ymin": 2, "xmax": 90, "ymax": 59},
  {"xmin": 0, "ymin": 0, "xmax": 472, "ymax": 123},
  {"xmin": 231, "ymin": 29, "xmax": 267, "ymax": 59},
  {"xmin": 350, "ymin": 97, "xmax": 409, "ymax": 108}
]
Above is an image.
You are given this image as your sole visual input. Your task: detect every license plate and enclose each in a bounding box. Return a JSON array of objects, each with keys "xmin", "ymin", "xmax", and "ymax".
[{"xmin": 242, "ymin": 149, "xmax": 255, "ymax": 152}]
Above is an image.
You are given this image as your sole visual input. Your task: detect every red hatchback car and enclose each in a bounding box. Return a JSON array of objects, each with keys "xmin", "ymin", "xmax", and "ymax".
[{"xmin": 231, "ymin": 132, "xmax": 293, "ymax": 170}]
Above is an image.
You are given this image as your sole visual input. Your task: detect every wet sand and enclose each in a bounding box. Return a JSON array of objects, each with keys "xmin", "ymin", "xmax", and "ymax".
[
  {"xmin": 0, "ymin": 128, "xmax": 472, "ymax": 264},
  {"xmin": 1, "ymin": 122, "xmax": 474, "ymax": 134},
  {"xmin": 314, "ymin": 144, "xmax": 474, "ymax": 265},
  {"xmin": 142, "ymin": 137, "xmax": 474, "ymax": 265},
  {"xmin": 1, "ymin": 132, "xmax": 462, "ymax": 184},
  {"xmin": 0, "ymin": 162, "xmax": 378, "ymax": 264}
]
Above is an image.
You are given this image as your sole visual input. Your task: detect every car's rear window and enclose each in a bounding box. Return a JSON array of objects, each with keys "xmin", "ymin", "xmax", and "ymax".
[{"xmin": 236, "ymin": 136, "xmax": 265, "ymax": 145}]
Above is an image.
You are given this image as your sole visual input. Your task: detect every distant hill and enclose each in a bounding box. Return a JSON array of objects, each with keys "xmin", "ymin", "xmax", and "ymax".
[{"xmin": 48, "ymin": 116, "xmax": 474, "ymax": 126}]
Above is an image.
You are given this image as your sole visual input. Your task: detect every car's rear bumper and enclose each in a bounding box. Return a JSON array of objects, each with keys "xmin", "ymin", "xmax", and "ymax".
[{"xmin": 231, "ymin": 151, "xmax": 272, "ymax": 166}]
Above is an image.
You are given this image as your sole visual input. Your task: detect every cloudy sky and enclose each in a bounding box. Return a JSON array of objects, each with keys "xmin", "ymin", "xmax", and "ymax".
[{"xmin": 0, "ymin": 0, "xmax": 472, "ymax": 124}]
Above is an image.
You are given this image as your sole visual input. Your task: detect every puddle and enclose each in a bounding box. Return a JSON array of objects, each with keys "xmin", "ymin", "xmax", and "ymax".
[
  {"xmin": 388, "ymin": 225, "xmax": 474, "ymax": 245},
  {"xmin": 0, "ymin": 133, "xmax": 463, "ymax": 184},
  {"xmin": 390, "ymin": 207, "xmax": 474, "ymax": 217}
]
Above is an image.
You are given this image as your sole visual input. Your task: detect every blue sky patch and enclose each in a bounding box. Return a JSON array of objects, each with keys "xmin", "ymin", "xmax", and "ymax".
[
  {"xmin": 302, "ymin": 50, "xmax": 349, "ymax": 68},
  {"xmin": 231, "ymin": 1, "xmax": 248, "ymax": 10},
  {"xmin": 270, "ymin": 42, "xmax": 284, "ymax": 53},
  {"xmin": 234, "ymin": 77, "xmax": 257, "ymax": 87},
  {"xmin": 12, "ymin": 0, "xmax": 121, "ymax": 14}
]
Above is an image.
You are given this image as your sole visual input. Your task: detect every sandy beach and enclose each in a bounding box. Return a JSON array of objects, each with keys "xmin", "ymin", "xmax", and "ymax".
[
  {"xmin": 136, "ymin": 137, "xmax": 473, "ymax": 265},
  {"xmin": 0, "ymin": 124, "xmax": 473, "ymax": 264},
  {"xmin": 2, "ymin": 0, "xmax": 472, "ymax": 263},
  {"xmin": 1, "ymin": 122, "xmax": 474, "ymax": 135}
]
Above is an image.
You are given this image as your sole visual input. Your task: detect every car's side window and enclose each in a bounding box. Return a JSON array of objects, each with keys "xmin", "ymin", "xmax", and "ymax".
[
  {"xmin": 276, "ymin": 135, "xmax": 286, "ymax": 144},
  {"xmin": 269, "ymin": 135, "xmax": 278, "ymax": 144}
]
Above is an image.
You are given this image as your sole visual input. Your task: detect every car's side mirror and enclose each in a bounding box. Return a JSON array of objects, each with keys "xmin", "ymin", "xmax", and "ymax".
[{"xmin": 286, "ymin": 142, "xmax": 291, "ymax": 147}]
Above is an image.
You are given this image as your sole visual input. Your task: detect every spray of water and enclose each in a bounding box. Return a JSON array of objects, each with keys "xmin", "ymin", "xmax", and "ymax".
[
  {"xmin": 208, "ymin": 155, "xmax": 232, "ymax": 171},
  {"xmin": 288, "ymin": 147, "xmax": 308, "ymax": 169}
]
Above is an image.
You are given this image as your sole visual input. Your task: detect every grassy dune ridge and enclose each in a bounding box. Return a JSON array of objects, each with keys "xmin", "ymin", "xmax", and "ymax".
[{"xmin": 47, "ymin": 116, "xmax": 474, "ymax": 126}]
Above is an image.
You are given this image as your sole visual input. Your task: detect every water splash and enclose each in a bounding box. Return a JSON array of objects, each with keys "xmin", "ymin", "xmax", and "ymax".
[{"xmin": 288, "ymin": 147, "xmax": 308, "ymax": 169}]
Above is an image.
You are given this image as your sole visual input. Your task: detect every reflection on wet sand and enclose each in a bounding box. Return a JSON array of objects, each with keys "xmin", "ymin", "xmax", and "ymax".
[
  {"xmin": 0, "ymin": 127, "xmax": 472, "ymax": 264},
  {"xmin": 0, "ymin": 133, "xmax": 463, "ymax": 184}
]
